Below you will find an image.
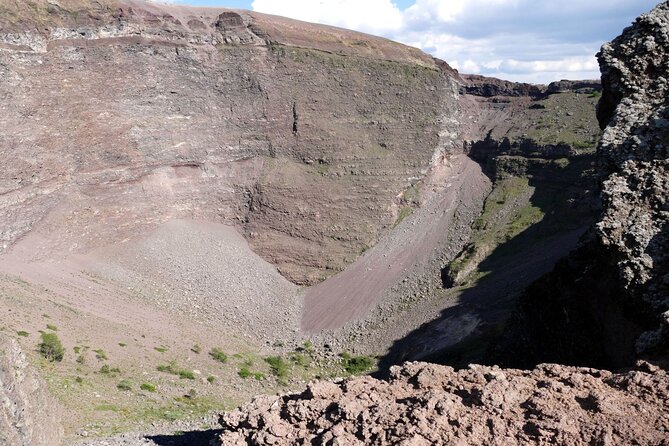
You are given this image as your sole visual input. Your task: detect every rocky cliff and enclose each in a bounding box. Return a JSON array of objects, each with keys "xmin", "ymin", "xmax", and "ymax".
[
  {"xmin": 492, "ymin": 2, "xmax": 669, "ymax": 369},
  {"xmin": 0, "ymin": 335, "xmax": 62, "ymax": 446},
  {"xmin": 0, "ymin": 0, "xmax": 459, "ymax": 285}
]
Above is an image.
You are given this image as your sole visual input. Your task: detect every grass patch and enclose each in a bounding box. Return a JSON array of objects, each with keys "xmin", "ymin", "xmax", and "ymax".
[
  {"xmin": 290, "ymin": 352, "xmax": 311, "ymax": 367},
  {"xmin": 264, "ymin": 356, "xmax": 289, "ymax": 381},
  {"xmin": 93, "ymin": 349, "xmax": 108, "ymax": 360},
  {"xmin": 207, "ymin": 375, "xmax": 216, "ymax": 384},
  {"xmin": 99, "ymin": 365, "xmax": 121, "ymax": 376},
  {"xmin": 156, "ymin": 361, "xmax": 196, "ymax": 380},
  {"xmin": 209, "ymin": 348, "xmax": 228, "ymax": 364},
  {"xmin": 117, "ymin": 380, "xmax": 133, "ymax": 391},
  {"xmin": 340, "ymin": 352, "xmax": 375, "ymax": 374},
  {"xmin": 140, "ymin": 383, "xmax": 157, "ymax": 393},
  {"xmin": 95, "ymin": 404, "xmax": 121, "ymax": 412},
  {"xmin": 154, "ymin": 346, "xmax": 168, "ymax": 353},
  {"xmin": 393, "ymin": 206, "xmax": 413, "ymax": 227},
  {"xmin": 39, "ymin": 332, "xmax": 65, "ymax": 362},
  {"xmin": 16, "ymin": 330, "xmax": 29, "ymax": 337},
  {"xmin": 46, "ymin": 324, "xmax": 58, "ymax": 331}
]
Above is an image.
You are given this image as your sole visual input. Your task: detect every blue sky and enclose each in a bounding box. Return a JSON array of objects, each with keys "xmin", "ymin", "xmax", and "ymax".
[{"xmin": 165, "ymin": 0, "xmax": 658, "ymax": 83}]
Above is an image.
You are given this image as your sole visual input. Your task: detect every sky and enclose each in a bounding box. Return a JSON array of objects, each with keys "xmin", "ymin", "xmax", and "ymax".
[{"xmin": 164, "ymin": 0, "xmax": 658, "ymax": 83}]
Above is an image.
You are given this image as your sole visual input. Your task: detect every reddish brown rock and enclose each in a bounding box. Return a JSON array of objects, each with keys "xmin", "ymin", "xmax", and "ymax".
[{"xmin": 219, "ymin": 362, "xmax": 669, "ymax": 445}]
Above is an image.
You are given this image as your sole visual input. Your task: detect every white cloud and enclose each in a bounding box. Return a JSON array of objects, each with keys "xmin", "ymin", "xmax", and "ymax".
[
  {"xmin": 251, "ymin": 0, "xmax": 657, "ymax": 83},
  {"xmin": 251, "ymin": 0, "xmax": 404, "ymax": 35}
]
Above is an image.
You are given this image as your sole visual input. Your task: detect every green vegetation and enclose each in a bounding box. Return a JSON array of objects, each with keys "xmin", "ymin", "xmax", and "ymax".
[
  {"xmin": 99, "ymin": 365, "xmax": 121, "ymax": 376},
  {"xmin": 117, "ymin": 380, "xmax": 133, "ymax": 391},
  {"xmin": 93, "ymin": 349, "xmax": 107, "ymax": 360},
  {"xmin": 238, "ymin": 367, "xmax": 252, "ymax": 379},
  {"xmin": 39, "ymin": 332, "xmax": 65, "ymax": 362},
  {"xmin": 340, "ymin": 352, "xmax": 375, "ymax": 374},
  {"xmin": 118, "ymin": 343, "xmax": 127, "ymax": 347},
  {"xmin": 209, "ymin": 348, "xmax": 228, "ymax": 363},
  {"xmin": 46, "ymin": 324, "xmax": 58, "ymax": 331},
  {"xmin": 264, "ymin": 356, "xmax": 290, "ymax": 381},
  {"xmin": 154, "ymin": 346, "xmax": 168, "ymax": 353},
  {"xmin": 156, "ymin": 361, "xmax": 196, "ymax": 380},
  {"xmin": 191, "ymin": 344, "xmax": 202, "ymax": 354},
  {"xmin": 16, "ymin": 330, "xmax": 29, "ymax": 337},
  {"xmin": 140, "ymin": 383, "xmax": 157, "ymax": 393},
  {"xmin": 207, "ymin": 375, "xmax": 216, "ymax": 384},
  {"xmin": 73, "ymin": 346, "xmax": 81, "ymax": 354},
  {"xmin": 302, "ymin": 340, "xmax": 314, "ymax": 353},
  {"xmin": 290, "ymin": 352, "xmax": 311, "ymax": 368},
  {"xmin": 394, "ymin": 206, "xmax": 413, "ymax": 228}
]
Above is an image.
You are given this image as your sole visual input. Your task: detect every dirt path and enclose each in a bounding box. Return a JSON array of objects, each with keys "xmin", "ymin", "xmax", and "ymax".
[{"xmin": 301, "ymin": 155, "xmax": 491, "ymax": 332}]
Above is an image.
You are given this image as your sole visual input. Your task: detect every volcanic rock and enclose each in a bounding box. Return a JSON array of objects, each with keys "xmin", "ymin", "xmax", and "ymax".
[{"xmin": 219, "ymin": 361, "xmax": 669, "ymax": 445}]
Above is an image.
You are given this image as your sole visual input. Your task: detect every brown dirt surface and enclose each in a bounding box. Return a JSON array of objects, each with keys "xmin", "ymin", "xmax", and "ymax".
[{"xmin": 219, "ymin": 361, "xmax": 669, "ymax": 446}]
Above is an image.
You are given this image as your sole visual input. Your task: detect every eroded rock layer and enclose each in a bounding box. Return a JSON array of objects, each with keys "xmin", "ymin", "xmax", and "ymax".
[{"xmin": 0, "ymin": 0, "xmax": 459, "ymax": 285}]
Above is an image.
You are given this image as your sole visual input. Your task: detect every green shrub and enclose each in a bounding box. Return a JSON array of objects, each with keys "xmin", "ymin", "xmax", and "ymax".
[
  {"xmin": 117, "ymin": 380, "xmax": 132, "ymax": 391},
  {"xmin": 178, "ymin": 370, "xmax": 195, "ymax": 380},
  {"xmin": 254, "ymin": 372, "xmax": 266, "ymax": 381},
  {"xmin": 264, "ymin": 356, "xmax": 289, "ymax": 379},
  {"xmin": 39, "ymin": 332, "xmax": 65, "ymax": 362},
  {"xmin": 340, "ymin": 354, "xmax": 374, "ymax": 374},
  {"xmin": 16, "ymin": 330, "xmax": 29, "ymax": 337},
  {"xmin": 290, "ymin": 353, "xmax": 311, "ymax": 367},
  {"xmin": 238, "ymin": 367, "xmax": 252, "ymax": 379},
  {"xmin": 209, "ymin": 348, "xmax": 228, "ymax": 363},
  {"xmin": 140, "ymin": 383, "xmax": 157, "ymax": 392},
  {"xmin": 207, "ymin": 375, "xmax": 216, "ymax": 384},
  {"xmin": 99, "ymin": 365, "xmax": 121, "ymax": 375},
  {"xmin": 157, "ymin": 361, "xmax": 195, "ymax": 379},
  {"xmin": 302, "ymin": 340, "xmax": 314, "ymax": 353}
]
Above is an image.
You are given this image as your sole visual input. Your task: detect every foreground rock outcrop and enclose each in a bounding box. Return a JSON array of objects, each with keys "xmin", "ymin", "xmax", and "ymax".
[
  {"xmin": 219, "ymin": 361, "xmax": 669, "ymax": 445},
  {"xmin": 0, "ymin": 335, "xmax": 62, "ymax": 446}
]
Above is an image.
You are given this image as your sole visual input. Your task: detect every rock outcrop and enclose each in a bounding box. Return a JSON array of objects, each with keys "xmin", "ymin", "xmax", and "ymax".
[
  {"xmin": 0, "ymin": 335, "xmax": 63, "ymax": 446},
  {"xmin": 596, "ymin": 2, "xmax": 669, "ymax": 354},
  {"xmin": 492, "ymin": 2, "xmax": 669, "ymax": 368},
  {"xmin": 219, "ymin": 361, "xmax": 669, "ymax": 445}
]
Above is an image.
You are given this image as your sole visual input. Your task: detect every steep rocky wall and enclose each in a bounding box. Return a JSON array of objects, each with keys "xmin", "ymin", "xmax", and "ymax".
[
  {"xmin": 493, "ymin": 2, "xmax": 669, "ymax": 368},
  {"xmin": 0, "ymin": 0, "xmax": 459, "ymax": 285},
  {"xmin": 0, "ymin": 335, "xmax": 62, "ymax": 446}
]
